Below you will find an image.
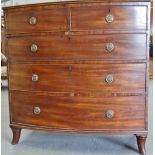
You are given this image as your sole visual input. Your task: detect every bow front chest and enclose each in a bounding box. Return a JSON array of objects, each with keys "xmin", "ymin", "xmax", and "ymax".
[{"xmin": 4, "ymin": 0, "xmax": 150, "ymax": 154}]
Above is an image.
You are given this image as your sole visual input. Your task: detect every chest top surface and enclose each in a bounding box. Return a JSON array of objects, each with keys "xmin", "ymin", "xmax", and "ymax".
[{"xmin": 3, "ymin": 0, "xmax": 150, "ymax": 10}]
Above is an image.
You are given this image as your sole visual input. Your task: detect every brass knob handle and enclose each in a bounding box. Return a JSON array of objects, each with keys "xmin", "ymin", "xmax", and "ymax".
[
  {"xmin": 31, "ymin": 44, "xmax": 38, "ymax": 53},
  {"xmin": 106, "ymin": 110, "xmax": 114, "ymax": 118},
  {"xmin": 105, "ymin": 74, "xmax": 113, "ymax": 84},
  {"xmin": 105, "ymin": 43, "xmax": 114, "ymax": 52},
  {"xmin": 33, "ymin": 107, "xmax": 41, "ymax": 115},
  {"xmin": 29, "ymin": 17, "xmax": 37, "ymax": 25},
  {"xmin": 105, "ymin": 14, "xmax": 114, "ymax": 23},
  {"xmin": 32, "ymin": 74, "xmax": 39, "ymax": 82}
]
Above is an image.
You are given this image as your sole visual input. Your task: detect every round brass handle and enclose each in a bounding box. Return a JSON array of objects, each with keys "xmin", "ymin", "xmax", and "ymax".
[
  {"xmin": 105, "ymin": 14, "xmax": 114, "ymax": 23},
  {"xmin": 29, "ymin": 17, "xmax": 37, "ymax": 25},
  {"xmin": 105, "ymin": 74, "xmax": 113, "ymax": 84},
  {"xmin": 31, "ymin": 44, "xmax": 38, "ymax": 53},
  {"xmin": 106, "ymin": 110, "xmax": 114, "ymax": 118},
  {"xmin": 105, "ymin": 43, "xmax": 114, "ymax": 52},
  {"xmin": 33, "ymin": 107, "xmax": 41, "ymax": 115},
  {"xmin": 32, "ymin": 74, "xmax": 39, "ymax": 82}
]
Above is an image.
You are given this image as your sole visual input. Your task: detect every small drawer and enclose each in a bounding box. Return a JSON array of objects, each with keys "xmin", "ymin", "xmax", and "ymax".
[
  {"xmin": 5, "ymin": 8, "xmax": 67, "ymax": 34},
  {"xmin": 8, "ymin": 34, "xmax": 147, "ymax": 62},
  {"xmin": 9, "ymin": 63, "xmax": 145, "ymax": 94},
  {"xmin": 10, "ymin": 92, "xmax": 145, "ymax": 130},
  {"xmin": 71, "ymin": 5, "xmax": 147, "ymax": 31}
]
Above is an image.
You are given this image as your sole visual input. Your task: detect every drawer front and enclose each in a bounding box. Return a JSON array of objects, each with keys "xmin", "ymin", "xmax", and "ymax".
[
  {"xmin": 6, "ymin": 8, "xmax": 67, "ymax": 34},
  {"xmin": 71, "ymin": 6, "xmax": 147, "ymax": 31},
  {"xmin": 9, "ymin": 64, "xmax": 145, "ymax": 94},
  {"xmin": 10, "ymin": 92, "xmax": 145, "ymax": 130},
  {"xmin": 8, "ymin": 34, "xmax": 146, "ymax": 62}
]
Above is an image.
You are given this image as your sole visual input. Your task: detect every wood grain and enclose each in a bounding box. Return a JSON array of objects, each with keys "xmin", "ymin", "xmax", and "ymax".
[
  {"xmin": 10, "ymin": 91, "xmax": 145, "ymax": 130},
  {"xmin": 4, "ymin": 0, "xmax": 149, "ymax": 150},
  {"xmin": 9, "ymin": 63, "xmax": 146, "ymax": 94},
  {"xmin": 136, "ymin": 135, "xmax": 147, "ymax": 155},
  {"xmin": 7, "ymin": 34, "xmax": 147, "ymax": 62},
  {"xmin": 71, "ymin": 5, "xmax": 147, "ymax": 31},
  {"xmin": 4, "ymin": 4, "xmax": 148, "ymax": 35},
  {"xmin": 5, "ymin": 8, "xmax": 67, "ymax": 34},
  {"xmin": 10, "ymin": 127, "xmax": 21, "ymax": 145},
  {"xmin": 3, "ymin": 1, "xmax": 150, "ymax": 11}
]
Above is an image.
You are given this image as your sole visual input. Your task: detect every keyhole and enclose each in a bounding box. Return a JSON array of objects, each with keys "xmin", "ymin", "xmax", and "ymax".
[{"xmin": 68, "ymin": 65, "xmax": 72, "ymax": 71}]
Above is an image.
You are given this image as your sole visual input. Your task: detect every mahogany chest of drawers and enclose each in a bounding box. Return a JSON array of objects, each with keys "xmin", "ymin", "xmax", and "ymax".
[{"xmin": 4, "ymin": 0, "xmax": 150, "ymax": 154}]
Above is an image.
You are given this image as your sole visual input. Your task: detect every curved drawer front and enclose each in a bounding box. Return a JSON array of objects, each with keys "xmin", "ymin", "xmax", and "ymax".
[
  {"xmin": 10, "ymin": 92, "xmax": 145, "ymax": 130},
  {"xmin": 71, "ymin": 5, "xmax": 147, "ymax": 31},
  {"xmin": 8, "ymin": 34, "xmax": 146, "ymax": 62},
  {"xmin": 9, "ymin": 64, "xmax": 145, "ymax": 94},
  {"xmin": 6, "ymin": 8, "xmax": 67, "ymax": 34}
]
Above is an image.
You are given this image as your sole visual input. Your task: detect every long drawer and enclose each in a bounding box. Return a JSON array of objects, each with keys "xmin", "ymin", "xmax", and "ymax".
[
  {"xmin": 5, "ymin": 8, "xmax": 67, "ymax": 34},
  {"xmin": 8, "ymin": 34, "xmax": 147, "ymax": 62},
  {"xmin": 9, "ymin": 64, "xmax": 145, "ymax": 94},
  {"xmin": 71, "ymin": 5, "xmax": 147, "ymax": 31},
  {"xmin": 10, "ymin": 92, "xmax": 145, "ymax": 130}
]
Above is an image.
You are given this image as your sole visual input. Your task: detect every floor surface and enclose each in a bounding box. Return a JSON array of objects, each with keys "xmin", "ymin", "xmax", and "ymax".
[{"xmin": 1, "ymin": 80, "xmax": 153, "ymax": 155}]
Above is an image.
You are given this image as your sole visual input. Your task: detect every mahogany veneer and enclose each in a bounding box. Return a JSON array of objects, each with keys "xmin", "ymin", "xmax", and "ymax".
[
  {"xmin": 8, "ymin": 34, "xmax": 147, "ymax": 62},
  {"xmin": 9, "ymin": 64, "xmax": 146, "ymax": 94},
  {"xmin": 6, "ymin": 8, "xmax": 67, "ymax": 34},
  {"xmin": 4, "ymin": 0, "xmax": 150, "ymax": 154},
  {"xmin": 11, "ymin": 92, "xmax": 145, "ymax": 130}
]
